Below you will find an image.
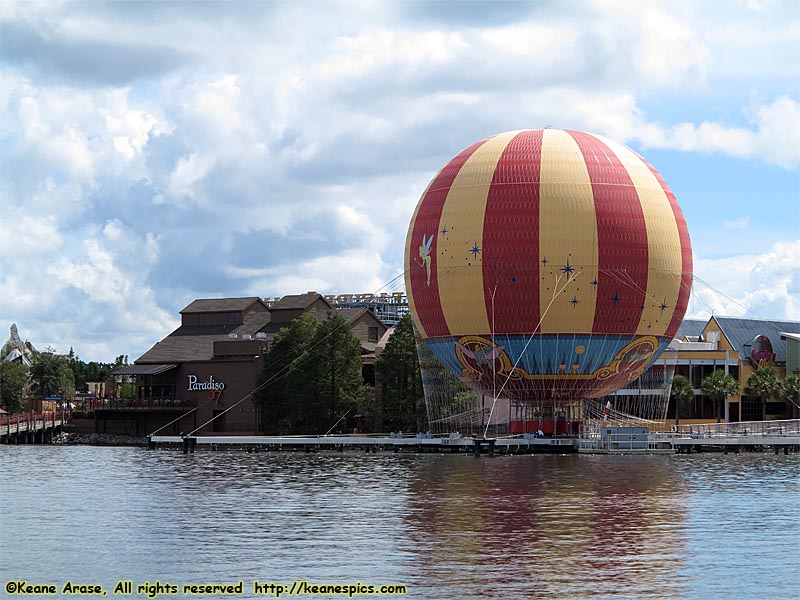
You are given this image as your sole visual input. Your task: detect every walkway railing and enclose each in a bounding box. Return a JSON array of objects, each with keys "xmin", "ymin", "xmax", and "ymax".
[
  {"xmin": 673, "ymin": 419, "xmax": 800, "ymax": 439},
  {"xmin": 93, "ymin": 398, "xmax": 197, "ymax": 410},
  {"xmin": 0, "ymin": 411, "xmax": 66, "ymax": 437}
]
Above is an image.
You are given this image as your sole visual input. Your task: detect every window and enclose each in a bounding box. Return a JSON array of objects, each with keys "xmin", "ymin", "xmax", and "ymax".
[
  {"xmin": 368, "ymin": 326, "xmax": 379, "ymax": 342},
  {"xmin": 227, "ymin": 312, "xmax": 241, "ymax": 323},
  {"xmin": 198, "ymin": 313, "xmax": 210, "ymax": 324}
]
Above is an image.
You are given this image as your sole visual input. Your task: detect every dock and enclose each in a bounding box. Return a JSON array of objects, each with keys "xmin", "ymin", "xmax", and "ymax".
[
  {"xmin": 1, "ymin": 411, "xmax": 68, "ymax": 444},
  {"xmin": 148, "ymin": 419, "xmax": 800, "ymax": 455}
]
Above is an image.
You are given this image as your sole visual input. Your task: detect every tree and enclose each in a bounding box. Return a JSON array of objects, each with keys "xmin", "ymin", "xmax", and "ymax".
[
  {"xmin": 745, "ymin": 367, "xmax": 781, "ymax": 421},
  {"xmin": 29, "ymin": 350, "xmax": 75, "ymax": 399},
  {"xmin": 257, "ymin": 313, "xmax": 320, "ymax": 434},
  {"xmin": 700, "ymin": 370, "xmax": 739, "ymax": 423},
  {"xmin": 313, "ymin": 311, "xmax": 366, "ymax": 434},
  {"xmin": 256, "ymin": 312, "xmax": 365, "ymax": 435},
  {"xmin": 0, "ymin": 361, "xmax": 28, "ymax": 414},
  {"xmin": 670, "ymin": 374, "xmax": 695, "ymax": 423},
  {"xmin": 376, "ymin": 313, "xmax": 425, "ymax": 432},
  {"xmin": 778, "ymin": 374, "xmax": 800, "ymax": 419}
]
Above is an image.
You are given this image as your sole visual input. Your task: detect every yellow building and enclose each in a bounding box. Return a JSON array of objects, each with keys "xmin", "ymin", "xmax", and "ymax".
[{"xmin": 670, "ymin": 316, "xmax": 800, "ymax": 423}]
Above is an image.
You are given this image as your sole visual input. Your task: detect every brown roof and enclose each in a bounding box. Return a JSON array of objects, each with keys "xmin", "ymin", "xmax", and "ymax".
[
  {"xmin": 136, "ymin": 311, "xmax": 271, "ymax": 363},
  {"xmin": 114, "ymin": 364, "xmax": 177, "ymax": 375},
  {"xmin": 180, "ymin": 297, "xmax": 267, "ymax": 314},
  {"xmin": 270, "ymin": 293, "xmax": 333, "ymax": 311},
  {"xmin": 337, "ymin": 307, "xmax": 370, "ymax": 324}
]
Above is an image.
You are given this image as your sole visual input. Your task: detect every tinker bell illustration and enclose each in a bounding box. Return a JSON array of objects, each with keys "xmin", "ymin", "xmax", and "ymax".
[{"xmin": 417, "ymin": 233, "xmax": 433, "ymax": 286}]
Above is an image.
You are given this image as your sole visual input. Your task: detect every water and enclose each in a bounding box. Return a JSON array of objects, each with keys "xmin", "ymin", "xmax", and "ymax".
[{"xmin": 1, "ymin": 447, "xmax": 798, "ymax": 599}]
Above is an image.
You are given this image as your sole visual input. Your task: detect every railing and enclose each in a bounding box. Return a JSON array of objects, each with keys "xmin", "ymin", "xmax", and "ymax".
[
  {"xmin": 578, "ymin": 424, "xmax": 665, "ymax": 451},
  {"xmin": 0, "ymin": 411, "xmax": 65, "ymax": 437},
  {"xmin": 672, "ymin": 419, "xmax": 800, "ymax": 439},
  {"xmin": 93, "ymin": 398, "xmax": 197, "ymax": 410}
]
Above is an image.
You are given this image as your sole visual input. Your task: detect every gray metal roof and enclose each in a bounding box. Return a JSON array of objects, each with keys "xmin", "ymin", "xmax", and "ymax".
[
  {"xmin": 713, "ymin": 316, "xmax": 800, "ymax": 362},
  {"xmin": 675, "ymin": 319, "xmax": 707, "ymax": 340},
  {"xmin": 180, "ymin": 297, "xmax": 267, "ymax": 314}
]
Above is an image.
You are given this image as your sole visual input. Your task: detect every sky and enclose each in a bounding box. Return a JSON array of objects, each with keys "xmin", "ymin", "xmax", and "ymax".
[{"xmin": 0, "ymin": 0, "xmax": 798, "ymax": 362}]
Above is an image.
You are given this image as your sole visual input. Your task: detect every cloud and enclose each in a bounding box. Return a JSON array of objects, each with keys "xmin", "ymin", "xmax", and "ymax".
[
  {"xmin": 690, "ymin": 240, "xmax": 800, "ymax": 320},
  {"xmin": 633, "ymin": 95, "xmax": 800, "ymax": 168},
  {"xmin": 0, "ymin": 0, "xmax": 797, "ymax": 361},
  {"xmin": 723, "ymin": 217, "xmax": 750, "ymax": 230},
  {"xmin": 0, "ymin": 20, "xmax": 189, "ymax": 86}
]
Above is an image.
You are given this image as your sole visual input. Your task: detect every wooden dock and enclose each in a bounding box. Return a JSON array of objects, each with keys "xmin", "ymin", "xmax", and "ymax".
[
  {"xmin": 0, "ymin": 411, "xmax": 68, "ymax": 443},
  {"xmin": 149, "ymin": 433, "xmax": 578, "ymax": 454},
  {"xmin": 148, "ymin": 419, "xmax": 800, "ymax": 455}
]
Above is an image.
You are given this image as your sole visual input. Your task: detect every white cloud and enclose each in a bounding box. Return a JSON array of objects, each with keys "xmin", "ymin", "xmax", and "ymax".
[
  {"xmin": 166, "ymin": 153, "xmax": 216, "ymax": 201},
  {"xmin": 633, "ymin": 95, "xmax": 800, "ymax": 168},
  {"xmin": 690, "ymin": 240, "xmax": 800, "ymax": 320},
  {"xmin": 723, "ymin": 217, "xmax": 750, "ymax": 230},
  {"xmin": 0, "ymin": 211, "xmax": 62, "ymax": 257},
  {"xmin": 1, "ymin": 0, "xmax": 797, "ymax": 361}
]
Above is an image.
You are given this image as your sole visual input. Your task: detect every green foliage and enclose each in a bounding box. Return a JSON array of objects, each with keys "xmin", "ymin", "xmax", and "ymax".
[
  {"xmin": 745, "ymin": 367, "xmax": 781, "ymax": 420},
  {"xmin": 745, "ymin": 367, "xmax": 780, "ymax": 399},
  {"xmin": 29, "ymin": 351, "xmax": 75, "ymax": 398},
  {"xmin": 257, "ymin": 312, "xmax": 366, "ymax": 435},
  {"xmin": 700, "ymin": 370, "xmax": 739, "ymax": 422},
  {"xmin": 314, "ymin": 311, "xmax": 367, "ymax": 432},
  {"xmin": 779, "ymin": 374, "xmax": 800, "ymax": 417},
  {"xmin": 257, "ymin": 314, "xmax": 319, "ymax": 434},
  {"xmin": 376, "ymin": 314, "xmax": 425, "ymax": 432},
  {"xmin": 61, "ymin": 347, "xmax": 118, "ymax": 393},
  {"xmin": 118, "ymin": 382, "xmax": 136, "ymax": 399},
  {"xmin": 670, "ymin": 374, "xmax": 695, "ymax": 419},
  {"xmin": 0, "ymin": 361, "xmax": 28, "ymax": 414}
]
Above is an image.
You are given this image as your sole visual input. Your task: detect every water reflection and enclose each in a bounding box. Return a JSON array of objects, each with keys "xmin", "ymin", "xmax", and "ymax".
[
  {"xmin": 1, "ymin": 448, "xmax": 798, "ymax": 599},
  {"xmin": 400, "ymin": 455, "xmax": 692, "ymax": 598}
]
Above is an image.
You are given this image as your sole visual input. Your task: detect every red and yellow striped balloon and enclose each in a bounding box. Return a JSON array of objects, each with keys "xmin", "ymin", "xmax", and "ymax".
[{"xmin": 404, "ymin": 129, "xmax": 692, "ymax": 402}]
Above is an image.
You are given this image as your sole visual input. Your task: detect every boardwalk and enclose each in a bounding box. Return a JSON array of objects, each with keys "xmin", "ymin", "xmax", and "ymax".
[
  {"xmin": 149, "ymin": 419, "xmax": 800, "ymax": 454},
  {"xmin": 0, "ymin": 411, "xmax": 68, "ymax": 443}
]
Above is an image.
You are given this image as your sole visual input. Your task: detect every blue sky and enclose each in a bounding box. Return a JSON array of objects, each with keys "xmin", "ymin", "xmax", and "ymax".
[{"xmin": 0, "ymin": 0, "xmax": 798, "ymax": 361}]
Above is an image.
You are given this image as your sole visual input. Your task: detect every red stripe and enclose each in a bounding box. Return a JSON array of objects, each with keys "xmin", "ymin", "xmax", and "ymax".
[
  {"xmin": 567, "ymin": 131, "xmax": 649, "ymax": 335},
  {"xmin": 482, "ymin": 130, "xmax": 542, "ymax": 333},
  {"xmin": 409, "ymin": 139, "xmax": 486, "ymax": 337},
  {"xmin": 644, "ymin": 160, "xmax": 693, "ymax": 338}
]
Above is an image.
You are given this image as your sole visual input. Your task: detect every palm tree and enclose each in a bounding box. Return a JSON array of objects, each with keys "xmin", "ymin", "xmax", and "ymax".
[
  {"xmin": 700, "ymin": 370, "xmax": 739, "ymax": 423},
  {"xmin": 670, "ymin": 375, "xmax": 695, "ymax": 425},
  {"xmin": 744, "ymin": 367, "xmax": 781, "ymax": 421},
  {"xmin": 779, "ymin": 375, "xmax": 800, "ymax": 419}
]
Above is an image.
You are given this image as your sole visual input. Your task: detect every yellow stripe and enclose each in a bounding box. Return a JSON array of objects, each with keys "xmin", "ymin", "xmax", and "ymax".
[
  {"xmin": 597, "ymin": 135, "xmax": 683, "ymax": 336},
  {"xmin": 404, "ymin": 174, "xmax": 440, "ymax": 339},
  {"xmin": 437, "ymin": 131, "xmax": 519, "ymax": 335},
  {"xmin": 538, "ymin": 129, "xmax": 598, "ymax": 333}
]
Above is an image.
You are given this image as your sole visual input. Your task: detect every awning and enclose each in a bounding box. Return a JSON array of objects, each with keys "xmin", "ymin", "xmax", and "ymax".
[{"xmin": 113, "ymin": 363, "xmax": 177, "ymax": 376}]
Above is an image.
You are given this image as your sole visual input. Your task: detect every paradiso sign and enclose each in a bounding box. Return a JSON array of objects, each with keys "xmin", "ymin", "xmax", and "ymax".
[{"xmin": 187, "ymin": 374, "xmax": 225, "ymax": 404}]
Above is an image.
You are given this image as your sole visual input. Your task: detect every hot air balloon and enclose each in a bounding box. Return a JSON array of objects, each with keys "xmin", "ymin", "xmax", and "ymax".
[{"xmin": 404, "ymin": 129, "xmax": 692, "ymax": 405}]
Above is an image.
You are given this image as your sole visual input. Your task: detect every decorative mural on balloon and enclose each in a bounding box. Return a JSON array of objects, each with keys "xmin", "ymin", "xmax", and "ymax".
[{"xmin": 404, "ymin": 129, "xmax": 692, "ymax": 404}]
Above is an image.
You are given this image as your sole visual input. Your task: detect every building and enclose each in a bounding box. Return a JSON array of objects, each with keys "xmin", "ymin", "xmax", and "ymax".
[
  {"xmin": 103, "ymin": 293, "xmax": 387, "ymax": 436},
  {"xmin": 668, "ymin": 316, "xmax": 800, "ymax": 422}
]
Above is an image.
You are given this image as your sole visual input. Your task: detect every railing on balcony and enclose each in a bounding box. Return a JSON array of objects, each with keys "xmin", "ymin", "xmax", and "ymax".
[{"xmin": 92, "ymin": 398, "xmax": 197, "ymax": 410}]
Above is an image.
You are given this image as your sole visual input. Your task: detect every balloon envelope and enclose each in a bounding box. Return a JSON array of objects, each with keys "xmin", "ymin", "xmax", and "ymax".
[{"xmin": 404, "ymin": 129, "xmax": 692, "ymax": 402}]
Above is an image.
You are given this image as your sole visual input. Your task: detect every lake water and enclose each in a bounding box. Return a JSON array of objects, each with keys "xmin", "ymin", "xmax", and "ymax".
[{"xmin": 1, "ymin": 447, "xmax": 798, "ymax": 599}]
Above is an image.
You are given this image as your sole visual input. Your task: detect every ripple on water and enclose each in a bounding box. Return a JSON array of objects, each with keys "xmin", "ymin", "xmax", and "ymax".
[{"xmin": 1, "ymin": 448, "xmax": 798, "ymax": 599}]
